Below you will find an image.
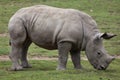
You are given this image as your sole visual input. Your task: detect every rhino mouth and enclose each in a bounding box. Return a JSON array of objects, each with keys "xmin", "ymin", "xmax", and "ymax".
[
  {"xmin": 97, "ymin": 65, "xmax": 107, "ymax": 70},
  {"xmin": 93, "ymin": 65, "xmax": 107, "ymax": 70}
]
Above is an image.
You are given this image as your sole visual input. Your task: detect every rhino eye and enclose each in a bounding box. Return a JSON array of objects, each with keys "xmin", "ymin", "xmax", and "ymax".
[
  {"xmin": 97, "ymin": 52, "xmax": 102, "ymax": 57},
  {"xmin": 97, "ymin": 52, "xmax": 101, "ymax": 55},
  {"xmin": 97, "ymin": 52, "xmax": 102, "ymax": 58}
]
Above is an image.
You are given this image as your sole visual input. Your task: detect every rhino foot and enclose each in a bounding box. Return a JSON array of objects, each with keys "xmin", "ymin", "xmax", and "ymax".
[
  {"xmin": 74, "ymin": 67, "xmax": 83, "ymax": 70},
  {"xmin": 10, "ymin": 65, "xmax": 23, "ymax": 71},
  {"xmin": 21, "ymin": 64, "xmax": 32, "ymax": 68},
  {"xmin": 56, "ymin": 67, "xmax": 66, "ymax": 70},
  {"xmin": 74, "ymin": 65, "xmax": 83, "ymax": 70}
]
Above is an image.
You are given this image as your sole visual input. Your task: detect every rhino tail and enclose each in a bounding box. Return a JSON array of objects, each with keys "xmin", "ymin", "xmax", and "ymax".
[{"xmin": 9, "ymin": 39, "xmax": 11, "ymax": 46}]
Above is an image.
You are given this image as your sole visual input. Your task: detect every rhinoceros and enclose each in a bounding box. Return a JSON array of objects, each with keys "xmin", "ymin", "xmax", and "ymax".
[{"xmin": 8, "ymin": 5, "xmax": 116, "ymax": 71}]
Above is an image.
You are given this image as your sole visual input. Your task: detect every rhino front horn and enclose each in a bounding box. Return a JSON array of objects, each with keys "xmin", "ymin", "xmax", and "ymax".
[
  {"xmin": 111, "ymin": 56, "xmax": 115, "ymax": 60},
  {"xmin": 108, "ymin": 56, "xmax": 115, "ymax": 63}
]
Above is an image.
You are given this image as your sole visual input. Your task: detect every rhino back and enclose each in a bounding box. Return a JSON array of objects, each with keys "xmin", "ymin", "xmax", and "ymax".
[{"xmin": 9, "ymin": 5, "xmax": 98, "ymax": 50}]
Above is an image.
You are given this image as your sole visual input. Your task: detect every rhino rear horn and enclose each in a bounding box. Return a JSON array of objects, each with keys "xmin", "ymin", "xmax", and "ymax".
[{"xmin": 100, "ymin": 32, "xmax": 117, "ymax": 39}]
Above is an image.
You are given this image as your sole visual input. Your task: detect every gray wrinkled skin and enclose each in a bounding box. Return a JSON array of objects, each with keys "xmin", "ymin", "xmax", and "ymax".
[{"xmin": 8, "ymin": 5, "xmax": 116, "ymax": 71}]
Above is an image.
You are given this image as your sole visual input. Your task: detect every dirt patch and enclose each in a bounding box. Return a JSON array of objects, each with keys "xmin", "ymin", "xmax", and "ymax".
[
  {"xmin": 29, "ymin": 56, "xmax": 58, "ymax": 61},
  {"xmin": 0, "ymin": 55, "xmax": 9, "ymax": 61},
  {"xmin": 0, "ymin": 55, "xmax": 58, "ymax": 61},
  {"xmin": 0, "ymin": 55, "xmax": 88, "ymax": 61},
  {"xmin": 0, "ymin": 55, "xmax": 119, "ymax": 61},
  {"xmin": 0, "ymin": 33, "xmax": 8, "ymax": 37},
  {"xmin": 114, "ymin": 55, "xmax": 120, "ymax": 59}
]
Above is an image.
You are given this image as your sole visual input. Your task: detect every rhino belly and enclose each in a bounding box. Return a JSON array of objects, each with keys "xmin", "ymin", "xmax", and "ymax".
[
  {"xmin": 30, "ymin": 32, "xmax": 57, "ymax": 50},
  {"xmin": 28, "ymin": 20, "xmax": 58, "ymax": 50}
]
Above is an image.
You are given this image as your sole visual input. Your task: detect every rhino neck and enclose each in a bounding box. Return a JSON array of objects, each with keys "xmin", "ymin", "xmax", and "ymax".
[
  {"xmin": 81, "ymin": 24, "xmax": 100, "ymax": 51},
  {"xmin": 84, "ymin": 29, "xmax": 100, "ymax": 50}
]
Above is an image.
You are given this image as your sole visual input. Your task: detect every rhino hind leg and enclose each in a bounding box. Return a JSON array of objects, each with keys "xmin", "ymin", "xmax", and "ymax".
[
  {"xmin": 9, "ymin": 43, "xmax": 24, "ymax": 71},
  {"xmin": 20, "ymin": 38, "xmax": 32, "ymax": 68},
  {"xmin": 9, "ymin": 19, "xmax": 28, "ymax": 71},
  {"xmin": 9, "ymin": 38, "xmax": 32, "ymax": 71},
  {"xmin": 56, "ymin": 42, "xmax": 72, "ymax": 70},
  {"xmin": 70, "ymin": 50, "xmax": 82, "ymax": 69}
]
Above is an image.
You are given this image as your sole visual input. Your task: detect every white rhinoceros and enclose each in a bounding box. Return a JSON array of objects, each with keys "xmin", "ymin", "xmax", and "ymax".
[{"xmin": 8, "ymin": 5, "xmax": 116, "ymax": 71}]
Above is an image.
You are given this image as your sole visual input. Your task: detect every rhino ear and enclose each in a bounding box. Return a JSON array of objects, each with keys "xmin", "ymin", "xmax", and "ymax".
[{"xmin": 100, "ymin": 32, "xmax": 117, "ymax": 39}]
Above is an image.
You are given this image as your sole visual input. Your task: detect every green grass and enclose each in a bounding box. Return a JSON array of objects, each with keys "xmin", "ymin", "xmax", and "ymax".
[
  {"xmin": 0, "ymin": 59, "xmax": 120, "ymax": 80},
  {"xmin": 28, "ymin": 43, "xmax": 58, "ymax": 57},
  {"xmin": 0, "ymin": 0, "xmax": 120, "ymax": 80},
  {"xmin": 0, "ymin": 36, "xmax": 9, "ymax": 55}
]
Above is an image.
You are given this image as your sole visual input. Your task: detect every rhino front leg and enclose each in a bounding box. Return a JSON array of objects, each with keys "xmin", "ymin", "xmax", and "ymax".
[
  {"xmin": 70, "ymin": 50, "xmax": 82, "ymax": 69},
  {"xmin": 57, "ymin": 42, "xmax": 72, "ymax": 70}
]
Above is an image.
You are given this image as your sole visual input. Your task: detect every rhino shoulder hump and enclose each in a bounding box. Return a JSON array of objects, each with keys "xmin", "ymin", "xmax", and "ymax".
[{"xmin": 78, "ymin": 11, "xmax": 97, "ymax": 27}]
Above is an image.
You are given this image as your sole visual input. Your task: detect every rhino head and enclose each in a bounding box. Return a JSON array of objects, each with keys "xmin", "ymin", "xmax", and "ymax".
[{"xmin": 85, "ymin": 33, "xmax": 116, "ymax": 70}]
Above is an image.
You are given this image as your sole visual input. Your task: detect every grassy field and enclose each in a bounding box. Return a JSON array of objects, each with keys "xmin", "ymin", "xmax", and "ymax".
[
  {"xmin": 0, "ymin": 0, "xmax": 120, "ymax": 80},
  {"xmin": 0, "ymin": 59, "xmax": 120, "ymax": 80}
]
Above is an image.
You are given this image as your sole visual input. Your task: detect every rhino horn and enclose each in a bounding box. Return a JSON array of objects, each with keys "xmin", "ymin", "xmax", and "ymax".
[{"xmin": 107, "ymin": 55, "xmax": 115, "ymax": 64}]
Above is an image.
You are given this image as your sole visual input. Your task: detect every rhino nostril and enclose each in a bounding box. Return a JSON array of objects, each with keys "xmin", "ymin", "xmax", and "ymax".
[{"xmin": 100, "ymin": 65, "xmax": 106, "ymax": 70}]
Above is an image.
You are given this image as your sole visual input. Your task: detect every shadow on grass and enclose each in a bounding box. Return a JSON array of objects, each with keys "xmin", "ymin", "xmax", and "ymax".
[{"xmin": 24, "ymin": 66, "xmax": 56, "ymax": 71}]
